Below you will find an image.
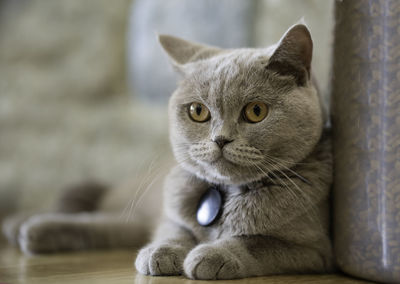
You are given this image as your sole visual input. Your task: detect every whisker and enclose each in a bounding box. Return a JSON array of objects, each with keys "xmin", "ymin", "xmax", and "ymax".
[
  {"xmin": 261, "ymin": 159, "xmax": 320, "ymax": 222},
  {"xmin": 265, "ymin": 155, "xmax": 312, "ymax": 185},
  {"xmin": 128, "ymin": 170, "xmax": 165, "ymax": 223},
  {"xmin": 118, "ymin": 156, "xmax": 151, "ymax": 220},
  {"xmin": 252, "ymin": 158, "xmax": 317, "ymax": 222},
  {"xmin": 119, "ymin": 198, "xmax": 134, "ymax": 220},
  {"xmin": 265, "ymin": 153, "xmax": 319, "ymax": 166},
  {"xmin": 121, "ymin": 155, "xmax": 163, "ymax": 222},
  {"xmin": 132, "ymin": 156, "xmax": 159, "ymax": 202}
]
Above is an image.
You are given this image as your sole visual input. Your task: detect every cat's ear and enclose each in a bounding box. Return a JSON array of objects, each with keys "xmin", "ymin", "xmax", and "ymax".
[
  {"xmin": 158, "ymin": 34, "xmax": 221, "ymax": 71},
  {"xmin": 266, "ymin": 24, "xmax": 313, "ymax": 86}
]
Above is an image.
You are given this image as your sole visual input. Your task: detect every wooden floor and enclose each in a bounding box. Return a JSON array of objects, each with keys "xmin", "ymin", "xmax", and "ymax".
[{"xmin": 0, "ymin": 244, "xmax": 374, "ymax": 284}]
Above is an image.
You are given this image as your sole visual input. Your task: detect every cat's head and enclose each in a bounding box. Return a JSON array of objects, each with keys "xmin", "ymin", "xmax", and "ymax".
[{"xmin": 160, "ymin": 24, "xmax": 325, "ymax": 185}]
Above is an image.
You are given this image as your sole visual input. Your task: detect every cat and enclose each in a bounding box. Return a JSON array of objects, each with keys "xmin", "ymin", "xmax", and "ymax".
[
  {"xmin": 3, "ymin": 23, "xmax": 334, "ymax": 280},
  {"xmin": 134, "ymin": 23, "xmax": 334, "ymax": 279}
]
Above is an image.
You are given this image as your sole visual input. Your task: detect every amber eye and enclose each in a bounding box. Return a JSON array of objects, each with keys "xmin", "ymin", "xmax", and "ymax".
[
  {"xmin": 243, "ymin": 102, "xmax": 268, "ymax": 123},
  {"xmin": 189, "ymin": 102, "xmax": 211, "ymax": 122}
]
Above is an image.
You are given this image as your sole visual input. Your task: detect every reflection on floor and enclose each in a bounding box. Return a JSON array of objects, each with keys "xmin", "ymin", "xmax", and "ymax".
[{"xmin": 0, "ymin": 245, "xmax": 374, "ymax": 284}]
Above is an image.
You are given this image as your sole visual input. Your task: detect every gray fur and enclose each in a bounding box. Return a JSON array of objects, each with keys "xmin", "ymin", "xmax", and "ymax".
[
  {"xmin": 136, "ymin": 24, "xmax": 333, "ymax": 279},
  {"xmin": 2, "ymin": 24, "xmax": 333, "ymax": 280}
]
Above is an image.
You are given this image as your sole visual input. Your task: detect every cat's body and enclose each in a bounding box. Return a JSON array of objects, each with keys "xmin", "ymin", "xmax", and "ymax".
[
  {"xmin": 3, "ymin": 23, "xmax": 334, "ymax": 279},
  {"xmin": 164, "ymin": 135, "xmax": 332, "ymax": 252},
  {"xmin": 140, "ymin": 133, "xmax": 333, "ymax": 279}
]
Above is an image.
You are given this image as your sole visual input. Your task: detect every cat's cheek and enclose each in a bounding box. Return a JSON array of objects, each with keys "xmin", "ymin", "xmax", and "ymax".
[
  {"xmin": 237, "ymin": 123, "xmax": 271, "ymax": 146},
  {"xmin": 189, "ymin": 143, "xmax": 221, "ymax": 163}
]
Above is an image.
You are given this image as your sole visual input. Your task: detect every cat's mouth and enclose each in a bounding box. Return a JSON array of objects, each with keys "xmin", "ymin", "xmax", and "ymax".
[
  {"xmin": 210, "ymin": 155, "xmax": 232, "ymax": 166},
  {"xmin": 189, "ymin": 143, "xmax": 264, "ymax": 167},
  {"xmin": 195, "ymin": 155, "xmax": 267, "ymax": 185},
  {"xmin": 203, "ymin": 151, "xmax": 263, "ymax": 176},
  {"xmin": 192, "ymin": 151, "xmax": 240, "ymax": 174},
  {"xmin": 185, "ymin": 144, "xmax": 271, "ymax": 185}
]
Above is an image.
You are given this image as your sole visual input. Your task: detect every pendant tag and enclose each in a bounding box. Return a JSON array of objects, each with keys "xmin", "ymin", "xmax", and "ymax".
[{"xmin": 196, "ymin": 187, "xmax": 222, "ymax": 226}]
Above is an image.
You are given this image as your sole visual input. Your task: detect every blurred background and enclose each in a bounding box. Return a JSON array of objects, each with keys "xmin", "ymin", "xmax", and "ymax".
[{"xmin": 0, "ymin": 0, "xmax": 333, "ymax": 224}]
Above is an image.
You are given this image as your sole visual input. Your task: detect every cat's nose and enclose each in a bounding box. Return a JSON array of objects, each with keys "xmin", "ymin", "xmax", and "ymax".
[{"xmin": 212, "ymin": 136, "xmax": 233, "ymax": 149}]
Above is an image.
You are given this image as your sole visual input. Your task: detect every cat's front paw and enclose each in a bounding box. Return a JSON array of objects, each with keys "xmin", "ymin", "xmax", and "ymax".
[
  {"xmin": 183, "ymin": 244, "xmax": 245, "ymax": 280},
  {"xmin": 135, "ymin": 242, "xmax": 188, "ymax": 276}
]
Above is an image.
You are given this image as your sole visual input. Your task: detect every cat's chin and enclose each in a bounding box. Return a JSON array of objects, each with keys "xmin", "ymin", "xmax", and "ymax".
[{"xmin": 185, "ymin": 158, "xmax": 266, "ymax": 186}]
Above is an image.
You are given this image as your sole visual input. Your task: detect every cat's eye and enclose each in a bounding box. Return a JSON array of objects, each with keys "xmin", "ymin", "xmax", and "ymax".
[
  {"xmin": 243, "ymin": 102, "xmax": 268, "ymax": 123},
  {"xmin": 189, "ymin": 102, "xmax": 210, "ymax": 122}
]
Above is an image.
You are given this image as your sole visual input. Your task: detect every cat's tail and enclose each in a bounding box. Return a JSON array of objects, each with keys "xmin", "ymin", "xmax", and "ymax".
[
  {"xmin": 55, "ymin": 181, "xmax": 109, "ymax": 213},
  {"xmin": 2, "ymin": 181, "xmax": 108, "ymax": 246}
]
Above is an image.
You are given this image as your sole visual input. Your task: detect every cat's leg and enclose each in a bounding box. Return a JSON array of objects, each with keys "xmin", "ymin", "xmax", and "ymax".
[
  {"xmin": 135, "ymin": 220, "xmax": 197, "ymax": 276},
  {"xmin": 17, "ymin": 212, "xmax": 149, "ymax": 255},
  {"xmin": 184, "ymin": 235, "xmax": 332, "ymax": 280}
]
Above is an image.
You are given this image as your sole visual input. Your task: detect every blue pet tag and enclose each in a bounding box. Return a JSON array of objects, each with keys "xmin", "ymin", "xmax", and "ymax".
[{"xmin": 196, "ymin": 187, "xmax": 222, "ymax": 226}]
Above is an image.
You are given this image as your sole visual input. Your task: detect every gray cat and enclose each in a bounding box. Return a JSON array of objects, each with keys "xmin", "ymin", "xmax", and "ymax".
[
  {"xmin": 3, "ymin": 24, "xmax": 333, "ymax": 280},
  {"xmin": 135, "ymin": 23, "xmax": 333, "ymax": 279}
]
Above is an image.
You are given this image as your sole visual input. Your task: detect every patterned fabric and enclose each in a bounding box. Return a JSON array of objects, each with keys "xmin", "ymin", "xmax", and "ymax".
[{"xmin": 331, "ymin": 1, "xmax": 400, "ymax": 283}]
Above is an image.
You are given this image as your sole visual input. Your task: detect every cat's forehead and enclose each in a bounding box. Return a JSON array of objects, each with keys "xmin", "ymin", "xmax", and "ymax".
[
  {"xmin": 197, "ymin": 47, "xmax": 275, "ymax": 78},
  {"xmin": 183, "ymin": 47, "xmax": 278, "ymax": 106}
]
